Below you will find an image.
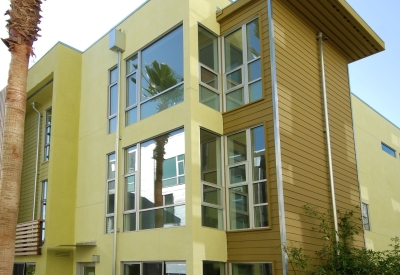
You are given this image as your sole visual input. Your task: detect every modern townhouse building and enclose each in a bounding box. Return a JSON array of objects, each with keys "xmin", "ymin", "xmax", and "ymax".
[{"xmin": 6, "ymin": 0, "xmax": 386, "ymax": 274}]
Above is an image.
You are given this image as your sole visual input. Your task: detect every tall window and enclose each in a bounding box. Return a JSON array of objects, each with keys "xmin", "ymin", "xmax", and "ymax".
[
  {"xmin": 123, "ymin": 261, "xmax": 186, "ymax": 275},
  {"xmin": 109, "ymin": 67, "xmax": 118, "ymax": 133},
  {"xmin": 227, "ymin": 125, "xmax": 268, "ymax": 230},
  {"xmin": 231, "ymin": 263, "xmax": 273, "ymax": 275},
  {"xmin": 200, "ymin": 129, "xmax": 224, "ymax": 229},
  {"xmin": 224, "ymin": 18, "xmax": 261, "ymax": 111},
  {"xmin": 198, "ymin": 26, "xmax": 220, "ymax": 111},
  {"xmin": 362, "ymin": 202, "xmax": 370, "ymax": 231},
  {"xmin": 44, "ymin": 108, "xmax": 52, "ymax": 161},
  {"xmin": 40, "ymin": 180, "xmax": 48, "ymax": 243},
  {"xmin": 123, "ymin": 145, "xmax": 137, "ymax": 231},
  {"xmin": 106, "ymin": 153, "xmax": 116, "ymax": 233},
  {"xmin": 125, "ymin": 26, "xmax": 184, "ymax": 126}
]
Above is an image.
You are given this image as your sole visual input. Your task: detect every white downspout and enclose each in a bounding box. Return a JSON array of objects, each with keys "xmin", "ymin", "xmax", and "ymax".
[
  {"xmin": 318, "ymin": 33, "xmax": 339, "ymax": 242},
  {"xmin": 31, "ymin": 102, "xmax": 41, "ymax": 220}
]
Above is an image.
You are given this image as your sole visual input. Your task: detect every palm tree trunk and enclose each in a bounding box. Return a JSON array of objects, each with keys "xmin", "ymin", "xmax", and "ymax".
[{"xmin": 0, "ymin": 42, "xmax": 29, "ymax": 275}]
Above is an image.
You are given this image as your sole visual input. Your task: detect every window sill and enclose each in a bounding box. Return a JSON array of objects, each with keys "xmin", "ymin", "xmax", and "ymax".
[{"xmin": 227, "ymin": 226, "xmax": 271, "ymax": 233}]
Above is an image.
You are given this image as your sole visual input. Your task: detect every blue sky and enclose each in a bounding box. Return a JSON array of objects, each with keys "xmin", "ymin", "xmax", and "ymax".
[{"xmin": 0, "ymin": 0, "xmax": 398, "ymax": 127}]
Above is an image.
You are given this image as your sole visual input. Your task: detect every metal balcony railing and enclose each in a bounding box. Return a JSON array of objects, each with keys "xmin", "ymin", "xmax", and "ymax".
[{"xmin": 15, "ymin": 220, "xmax": 43, "ymax": 256}]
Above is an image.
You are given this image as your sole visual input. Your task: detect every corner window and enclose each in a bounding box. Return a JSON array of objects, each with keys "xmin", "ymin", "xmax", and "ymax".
[
  {"xmin": 381, "ymin": 142, "xmax": 396, "ymax": 157},
  {"xmin": 44, "ymin": 108, "xmax": 52, "ymax": 161},
  {"xmin": 125, "ymin": 26, "xmax": 184, "ymax": 126},
  {"xmin": 227, "ymin": 125, "xmax": 268, "ymax": 230},
  {"xmin": 231, "ymin": 263, "xmax": 273, "ymax": 275},
  {"xmin": 40, "ymin": 180, "xmax": 48, "ymax": 243},
  {"xmin": 223, "ymin": 18, "xmax": 262, "ymax": 111},
  {"xmin": 361, "ymin": 202, "xmax": 370, "ymax": 231},
  {"xmin": 200, "ymin": 129, "xmax": 224, "ymax": 229},
  {"xmin": 198, "ymin": 26, "xmax": 220, "ymax": 111},
  {"xmin": 106, "ymin": 153, "xmax": 116, "ymax": 233},
  {"xmin": 123, "ymin": 261, "xmax": 186, "ymax": 275},
  {"xmin": 109, "ymin": 67, "xmax": 118, "ymax": 133}
]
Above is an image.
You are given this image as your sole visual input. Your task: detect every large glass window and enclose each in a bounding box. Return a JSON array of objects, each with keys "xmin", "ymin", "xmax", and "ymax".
[
  {"xmin": 224, "ymin": 18, "xmax": 262, "ymax": 111},
  {"xmin": 227, "ymin": 125, "xmax": 268, "ymax": 230},
  {"xmin": 198, "ymin": 26, "xmax": 220, "ymax": 111},
  {"xmin": 231, "ymin": 263, "xmax": 273, "ymax": 275},
  {"xmin": 125, "ymin": 26, "xmax": 184, "ymax": 126},
  {"xmin": 106, "ymin": 153, "xmax": 116, "ymax": 233},
  {"xmin": 123, "ymin": 261, "xmax": 186, "ymax": 275},
  {"xmin": 109, "ymin": 67, "xmax": 118, "ymax": 133},
  {"xmin": 13, "ymin": 263, "xmax": 36, "ymax": 275},
  {"xmin": 200, "ymin": 129, "xmax": 224, "ymax": 230},
  {"xmin": 44, "ymin": 108, "xmax": 51, "ymax": 161}
]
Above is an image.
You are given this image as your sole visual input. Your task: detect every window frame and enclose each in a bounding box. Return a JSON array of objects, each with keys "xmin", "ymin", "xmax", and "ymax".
[
  {"xmin": 121, "ymin": 260, "xmax": 186, "ymax": 275},
  {"xmin": 43, "ymin": 107, "xmax": 52, "ymax": 161},
  {"xmin": 108, "ymin": 66, "xmax": 119, "ymax": 134},
  {"xmin": 222, "ymin": 17, "xmax": 262, "ymax": 112},
  {"xmin": 361, "ymin": 202, "xmax": 371, "ymax": 231},
  {"xmin": 125, "ymin": 54, "xmax": 140, "ymax": 126},
  {"xmin": 40, "ymin": 179, "xmax": 48, "ymax": 243},
  {"xmin": 381, "ymin": 142, "xmax": 396, "ymax": 158},
  {"xmin": 105, "ymin": 152, "xmax": 116, "ymax": 234}
]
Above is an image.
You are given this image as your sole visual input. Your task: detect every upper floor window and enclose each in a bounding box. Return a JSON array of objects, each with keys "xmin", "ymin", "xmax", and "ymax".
[
  {"xmin": 125, "ymin": 26, "xmax": 184, "ymax": 126},
  {"xmin": 123, "ymin": 261, "xmax": 186, "ymax": 275},
  {"xmin": 44, "ymin": 108, "xmax": 52, "ymax": 161},
  {"xmin": 226, "ymin": 125, "xmax": 268, "ymax": 230},
  {"xmin": 198, "ymin": 26, "xmax": 220, "ymax": 111},
  {"xmin": 381, "ymin": 142, "xmax": 396, "ymax": 157},
  {"xmin": 361, "ymin": 202, "xmax": 370, "ymax": 231},
  {"xmin": 203, "ymin": 261, "xmax": 225, "ymax": 275},
  {"xmin": 106, "ymin": 153, "xmax": 116, "ymax": 233},
  {"xmin": 109, "ymin": 67, "xmax": 118, "ymax": 133},
  {"xmin": 223, "ymin": 18, "xmax": 261, "ymax": 111},
  {"xmin": 41, "ymin": 180, "xmax": 48, "ymax": 243},
  {"xmin": 231, "ymin": 263, "xmax": 273, "ymax": 275}
]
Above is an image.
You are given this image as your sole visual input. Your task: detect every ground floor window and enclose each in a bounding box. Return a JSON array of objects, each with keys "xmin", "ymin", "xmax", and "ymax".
[
  {"xmin": 203, "ymin": 261, "xmax": 225, "ymax": 275},
  {"xmin": 13, "ymin": 263, "xmax": 35, "ymax": 275},
  {"xmin": 231, "ymin": 263, "xmax": 272, "ymax": 275},
  {"xmin": 123, "ymin": 261, "xmax": 186, "ymax": 275}
]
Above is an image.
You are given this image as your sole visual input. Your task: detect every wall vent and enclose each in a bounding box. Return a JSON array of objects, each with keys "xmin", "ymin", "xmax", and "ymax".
[{"xmin": 54, "ymin": 251, "xmax": 71, "ymax": 258}]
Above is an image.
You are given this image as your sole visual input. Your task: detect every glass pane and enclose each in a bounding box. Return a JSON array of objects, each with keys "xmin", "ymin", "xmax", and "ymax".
[
  {"xmin": 127, "ymin": 73, "xmax": 137, "ymax": 107},
  {"xmin": 124, "ymin": 263, "xmax": 140, "ymax": 275},
  {"xmin": 249, "ymin": 80, "xmax": 262, "ymax": 102},
  {"xmin": 229, "ymin": 186, "xmax": 249, "ymax": 230},
  {"xmin": 203, "ymin": 261, "xmax": 225, "ymax": 275},
  {"xmin": 254, "ymin": 205, "xmax": 268, "ymax": 228},
  {"xmin": 198, "ymin": 26, "xmax": 219, "ymax": 71},
  {"xmin": 178, "ymin": 161, "xmax": 184, "ymax": 175},
  {"xmin": 165, "ymin": 262, "xmax": 186, "ymax": 275},
  {"xmin": 123, "ymin": 213, "xmax": 136, "ymax": 232},
  {"xmin": 109, "ymin": 117, "xmax": 117, "ymax": 134},
  {"xmin": 251, "ymin": 126, "xmax": 266, "ymax": 181},
  {"xmin": 253, "ymin": 182, "xmax": 267, "ymax": 204},
  {"xmin": 381, "ymin": 143, "xmax": 396, "ymax": 157},
  {"xmin": 226, "ymin": 69, "xmax": 242, "ymax": 90},
  {"xmin": 143, "ymin": 263, "xmax": 162, "ymax": 275},
  {"xmin": 248, "ymin": 59, "xmax": 261, "ymax": 81},
  {"xmin": 141, "ymin": 26, "xmax": 183, "ymax": 101},
  {"xmin": 202, "ymin": 206, "xmax": 223, "ymax": 230},
  {"xmin": 226, "ymin": 88, "xmax": 244, "ymax": 111},
  {"xmin": 140, "ymin": 84, "xmax": 184, "ymax": 120},
  {"xmin": 125, "ymin": 175, "xmax": 135, "ymax": 210},
  {"xmin": 126, "ymin": 55, "xmax": 138, "ymax": 74},
  {"xmin": 126, "ymin": 108, "xmax": 138, "ymax": 126},
  {"xmin": 227, "ymin": 131, "xmax": 247, "ymax": 165},
  {"xmin": 110, "ymin": 67, "xmax": 118, "ymax": 84},
  {"xmin": 26, "ymin": 264, "xmax": 36, "ymax": 275},
  {"xmin": 110, "ymin": 84, "xmax": 118, "ymax": 116},
  {"xmin": 200, "ymin": 129, "xmax": 222, "ymax": 185},
  {"xmin": 45, "ymin": 126, "xmax": 51, "ymax": 144},
  {"xmin": 108, "ymin": 153, "xmax": 116, "ymax": 179},
  {"xmin": 229, "ymin": 165, "xmax": 246, "ymax": 184},
  {"xmin": 199, "ymin": 85, "xmax": 220, "ymax": 111},
  {"xmin": 44, "ymin": 146, "xmax": 50, "ymax": 161},
  {"xmin": 225, "ymin": 28, "xmax": 243, "ymax": 72},
  {"xmin": 107, "ymin": 181, "xmax": 115, "ymax": 214},
  {"xmin": 83, "ymin": 267, "xmax": 95, "ymax": 275},
  {"xmin": 140, "ymin": 129, "xmax": 185, "ymax": 209},
  {"xmin": 139, "ymin": 205, "xmax": 186, "ymax": 229},
  {"xmin": 125, "ymin": 146, "xmax": 137, "ymax": 174},
  {"xmin": 232, "ymin": 263, "xmax": 272, "ymax": 275},
  {"xmin": 201, "ymin": 67, "xmax": 218, "ymax": 89},
  {"xmin": 46, "ymin": 109, "xmax": 52, "ymax": 125},
  {"xmin": 247, "ymin": 19, "xmax": 260, "ymax": 60},
  {"xmin": 106, "ymin": 216, "xmax": 114, "ymax": 233},
  {"xmin": 203, "ymin": 185, "xmax": 222, "ymax": 205}
]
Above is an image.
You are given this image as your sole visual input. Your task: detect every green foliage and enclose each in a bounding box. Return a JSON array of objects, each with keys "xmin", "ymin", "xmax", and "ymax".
[{"xmin": 283, "ymin": 205, "xmax": 400, "ymax": 275}]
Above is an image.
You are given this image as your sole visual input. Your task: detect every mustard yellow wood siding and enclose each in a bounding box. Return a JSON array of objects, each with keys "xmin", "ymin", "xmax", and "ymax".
[{"xmin": 273, "ymin": 0, "xmax": 364, "ymax": 265}]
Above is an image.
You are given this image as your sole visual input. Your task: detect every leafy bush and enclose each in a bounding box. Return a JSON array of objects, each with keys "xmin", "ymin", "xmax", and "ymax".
[{"xmin": 283, "ymin": 205, "xmax": 400, "ymax": 275}]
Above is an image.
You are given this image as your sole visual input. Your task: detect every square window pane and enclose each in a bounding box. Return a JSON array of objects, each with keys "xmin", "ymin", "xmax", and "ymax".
[
  {"xmin": 198, "ymin": 26, "xmax": 219, "ymax": 72},
  {"xmin": 178, "ymin": 176, "xmax": 185, "ymax": 184},
  {"xmin": 253, "ymin": 182, "xmax": 267, "ymax": 204},
  {"xmin": 139, "ymin": 205, "xmax": 186, "ymax": 229},
  {"xmin": 248, "ymin": 59, "xmax": 261, "ymax": 81},
  {"xmin": 109, "ymin": 117, "xmax": 117, "ymax": 134},
  {"xmin": 202, "ymin": 206, "xmax": 224, "ymax": 229},
  {"xmin": 143, "ymin": 263, "xmax": 162, "ymax": 275},
  {"xmin": 226, "ymin": 88, "xmax": 244, "ymax": 111},
  {"xmin": 125, "ymin": 176, "xmax": 135, "ymax": 211},
  {"xmin": 201, "ymin": 67, "xmax": 218, "ymax": 89},
  {"xmin": 126, "ymin": 55, "xmax": 138, "ymax": 74},
  {"xmin": 140, "ymin": 85, "xmax": 184, "ymax": 120},
  {"xmin": 226, "ymin": 69, "xmax": 242, "ymax": 90},
  {"xmin": 247, "ymin": 18, "xmax": 261, "ymax": 61},
  {"xmin": 127, "ymin": 73, "xmax": 137, "ymax": 107},
  {"xmin": 164, "ymin": 193, "xmax": 174, "ymax": 205},
  {"xmin": 249, "ymin": 80, "xmax": 262, "ymax": 102},
  {"xmin": 225, "ymin": 28, "xmax": 243, "ymax": 72},
  {"xmin": 106, "ymin": 216, "xmax": 114, "ymax": 233},
  {"xmin": 227, "ymin": 131, "xmax": 247, "ymax": 165},
  {"xmin": 124, "ymin": 263, "xmax": 140, "ymax": 275},
  {"xmin": 178, "ymin": 155, "xmax": 184, "ymax": 161},
  {"xmin": 110, "ymin": 67, "xmax": 118, "ymax": 84},
  {"xmin": 203, "ymin": 261, "xmax": 225, "ymax": 275},
  {"xmin": 254, "ymin": 205, "xmax": 268, "ymax": 228},
  {"xmin": 229, "ymin": 165, "xmax": 246, "ymax": 184},
  {"xmin": 126, "ymin": 108, "xmax": 138, "ymax": 126},
  {"xmin": 200, "ymin": 86, "xmax": 220, "ymax": 111},
  {"xmin": 108, "ymin": 153, "xmax": 116, "ymax": 179},
  {"xmin": 251, "ymin": 126, "xmax": 266, "ymax": 181},
  {"xmin": 229, "ymin": 186, "xmax": 249, "ymax": 229},
  {"xmin": 203, "ymin": 185, "xmax": 222, "ymax": 206},
  {"xmin": 232, "ymin": 263, "xmax": 272, "ymax": 275},
  {"xmin": 123, "ymin": 212, "xmax": 136, "ymax": 232},
  {"xmin": 110, "ymin": 84, "xmax": 118, "ymax": 116}
]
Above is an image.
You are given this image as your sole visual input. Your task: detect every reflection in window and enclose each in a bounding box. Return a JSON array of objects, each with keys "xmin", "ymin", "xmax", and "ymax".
[
  {"xmin": 203, "ymin": 261, "xmax": 225, "ymax": 275},
  {"xmin": 227, "ymin": 125, "xmax": 268, "ymax": 230},
  {"xmin": 200, "ymin": 129, "xmax": 224, "ymax": 229},
  {"xmin": 198, "ymin": 26, "xmax": 220, "ymax": 111},
  {"xmin": 106, "ymin": 153, "xmax": 116, "ymax": 233},
  {"xmin": 44, "ymin": 108, "xmax": 52, "ymax": 161},
  {"xmin": 123, "ymin": 146, "xmax": 137, "ymax": 231},
  {"xmin": 109, "ymin": 67, "xmax": 118, "ymax": 133},
  {"xmin": 231, "ymin": 263, "xmax": 273, "ymax": 275},
  {"xmin": 224, "ymin": 18, "xmax": 262, "ymax": 111}
]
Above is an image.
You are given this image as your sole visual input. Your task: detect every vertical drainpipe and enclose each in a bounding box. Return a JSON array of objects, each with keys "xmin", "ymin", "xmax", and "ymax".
[
  {"xmin": 31, "ymin": 102, "xmax": 41, "ymax": 220},
  {"xmin": 317, "ymin": 33, "xmax": 339, "ymax": 242},
  {"xmin": 267, "ymin": 0, "xmax": 288, "ymax": 274},
  {"xmin": 109, "ymin": 28, "xmax": 125, "ymax": 275}
]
